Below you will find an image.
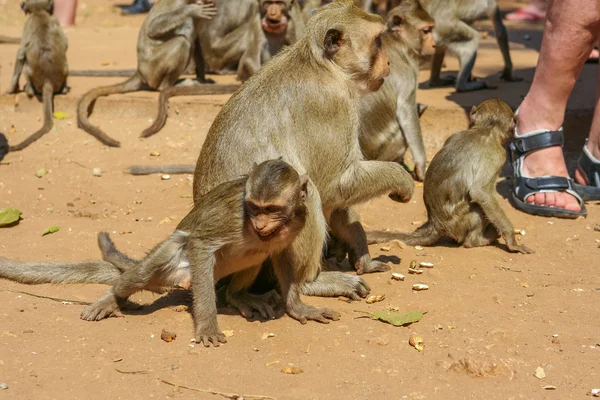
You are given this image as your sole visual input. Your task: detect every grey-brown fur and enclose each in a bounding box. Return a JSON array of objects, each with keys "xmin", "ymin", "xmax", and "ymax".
[
  {"xmin": 421, "ymin": 0, "xmax": 521, "ymax": 92},
  {"xmin": 6, "ymin": 0, "xmax": 69, "ymax": 152},
  {"xmin": 368, "ymin": 98, "xmax": 534, "ymax": 254}
]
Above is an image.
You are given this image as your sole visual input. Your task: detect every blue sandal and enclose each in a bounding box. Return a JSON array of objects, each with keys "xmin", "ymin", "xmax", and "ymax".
[
  {"xmin": 510, "ymin": 128, "xmax": 587, "ymax": 219},
  {"xmin": 573, "ymin": 139, "xmax": 600, "ymax": 201}
]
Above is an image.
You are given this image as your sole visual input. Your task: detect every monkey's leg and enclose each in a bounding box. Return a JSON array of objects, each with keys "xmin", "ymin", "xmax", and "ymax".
[
  {"xmin": 187, "ymin": 242, "xmax": 226, "ymax": 347},
  {"xmin": 469, "ymin": 187, "xmax": 534, "ymax": 254},
  {"xmin": 226, "ymin": 266, "xmax": 282, "ymax": 320},
  {"xmin": 329, "ymin": 208, "xmax": 390, "ymax": 275},
  {"xmin": 273, "ymin": 189, "xmax": 341, "ymax": 324},
  {"xmin": 335, "ymin": 160, "xmax": 414, "ymax": 205},
  {"xmin": 429, "ymin": 45, "xmax": 455, "ymax": 87},
  {"xmin": 396, "ymin": 90, "xmax": 426, "ymax": 181},
  {"xmin": 492, "ymin": 6, "xmax": 522, "ymax": 82},
  {"xmin": 7, "ymin": 47, "xmax": 25, "ymax": 94},
  {"xmin": 193, "ymin": 38, "xmax": 215, "ymax": 84},
  {"xmin": 445, "ymin": 22, "xmax": 491, "ymax": 92},
  {"xmin": 463, "ymin": 221, "xmax": 500, "ymax": 249}
]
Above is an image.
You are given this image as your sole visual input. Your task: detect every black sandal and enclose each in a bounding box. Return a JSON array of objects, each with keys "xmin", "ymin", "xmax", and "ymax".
[
  {"xmin": 510, "ymin": 128, "xmax": 587, "ymax": 218},
  {"xmin": 573, "ymin": 139, "xmax": 600, "ymax": 201}
]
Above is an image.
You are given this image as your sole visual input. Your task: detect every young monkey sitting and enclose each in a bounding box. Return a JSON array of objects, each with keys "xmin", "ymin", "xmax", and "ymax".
[{"xmin": 368, "ymin": 98, "xmax": 534, "ymax": 254}]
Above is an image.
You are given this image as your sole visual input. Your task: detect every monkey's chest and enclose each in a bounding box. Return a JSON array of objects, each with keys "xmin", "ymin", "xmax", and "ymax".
[{"xmin": 214, "ymin": 250, "xmax": 269, "ymax": 281}]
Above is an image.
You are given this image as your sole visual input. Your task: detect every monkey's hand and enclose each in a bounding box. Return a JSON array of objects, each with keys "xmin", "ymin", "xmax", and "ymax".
[
  {"xmin": 287, "ymin": 302, "xmax": 341, "ymax": 325},
  {"xmin": 506, "ymin": 242, "xmax": 535, "ymax": 255},
  {"xmin": 226, "ymin": 289, "xmax": 282, "ymax": 320},
  {"xmin": 190, "ymin": 3, "xmax": 217, "ymax": 19},
  {"xmin": 195, "ymin": 320, "xmax": 227, "ymax": 348},
  {"xmin": 81, "ymin": 292, "xmax": 124, "ymax": 321},
  {"xmin": 353, "ymin": 254, "xmax": 391, "ymax": 275}
]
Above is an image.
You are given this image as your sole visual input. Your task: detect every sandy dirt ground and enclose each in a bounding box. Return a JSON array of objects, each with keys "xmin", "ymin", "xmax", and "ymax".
[{"xmin": 0, "ymin": 1, "xmax": 599, "ymax": 399}]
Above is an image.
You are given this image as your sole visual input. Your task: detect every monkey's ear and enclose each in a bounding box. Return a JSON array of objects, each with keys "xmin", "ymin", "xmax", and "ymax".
[
  {"xmin": 324, "ymin": 29, "xmax": 344, "ymax": 58},
  {"xmin": 299, "ymin": 174, "xmax": 309, "ymax": 199},
  {"xmin": 387, "ymin": 14, "xmax": 404, "ymax": 32},
  {"xmin": 20, "ymin": 1, "xmax": 28, "ymax": 14},
  {"xmin": 47, "ymin": 0, "xmax": 54, "ymax": 13},
  {"xmin": 469, "ymin": 105, "xmax": 478, "ymax": 127}
]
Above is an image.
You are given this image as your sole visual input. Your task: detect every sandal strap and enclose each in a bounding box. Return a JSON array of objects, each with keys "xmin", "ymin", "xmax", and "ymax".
[
  {"xmin": 515, "ymin": 175, "xmax": 584, "ymax": 204},
  {"xmin": 510, "ymin": 129, "xmax": 564, "ymax": 158},
  {"xmin": 577, "ymin": 140, "xmax": 600, "ymax": 187}
]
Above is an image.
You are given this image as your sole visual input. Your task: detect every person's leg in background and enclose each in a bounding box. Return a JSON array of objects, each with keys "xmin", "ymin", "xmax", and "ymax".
[{"xmin": 53, "ymin": 0, "xmax": 77, "ymax": 27}]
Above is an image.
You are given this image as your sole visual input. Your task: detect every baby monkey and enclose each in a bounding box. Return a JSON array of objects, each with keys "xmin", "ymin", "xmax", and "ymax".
[
  {"xmin": 7, "ymin": 0, "xmax": 69, "ymax": 151},
  {"xmin": 368, "ymin": 98, "xmax": 533, "ymax": 254}
]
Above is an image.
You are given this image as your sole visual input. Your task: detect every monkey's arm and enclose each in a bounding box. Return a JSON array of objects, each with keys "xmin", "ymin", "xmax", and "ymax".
[
  {"xmin": 469, "ymin": 186, "xmax": 533, "ymax": 254},
  {"xmin": 146, "ymin": 5, "xmax": 216, "ymax": 39},
  {"xmin": 396, "ymin": 90, "xmax": 426, "ymax": 181},
  {"xmin": 335, "ymin": 161, "xmax": 414, "ymax": 206},
  {"xmin": 187, "ymin": 241, "xmax": 226, "ymax": 347},
  {"xmin": 8, "ymin": 47, "xmax": 26, "ymax": 94}
]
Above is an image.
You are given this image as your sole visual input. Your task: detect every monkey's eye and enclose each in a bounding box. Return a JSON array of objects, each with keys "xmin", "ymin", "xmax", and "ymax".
[
  {"xmin": 246, "ymin": 203, "xmax": 259, "ymax": 214},
  {"xmin": 422, "ymin": 27, "xmax": 433, "ymax": 34},
  {"xmin": 265, "ymin": 205, "xmax": 283, "ymax": 214}
]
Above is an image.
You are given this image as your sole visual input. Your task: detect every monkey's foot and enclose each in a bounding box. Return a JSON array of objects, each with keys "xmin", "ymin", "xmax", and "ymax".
[
  {"xmin": 7, "ymin": 84, "xmax": 19, "ymax": 94},
  {"xmin": 226, "ymin": 289, "xmax": 282, "ymax": 320},
  {"xmin": 355, "ymin": 255, "xmax": 391, "ymax": 275},
  {"xmin": 429, "ymin": 76, "xmax": 455, "ymax": 87},
  {"xmin": 456, "ymin": 79, "xmax": 497, "ymax": 92},
  {"xmin": 81, "ymin": 292, "xmax": 124, "ymax": 321},
  {"xmin": 500, "ymin": 69, "xmax": 523, "ymax": 82},
  {"xmin": 506, "ymin": 243, "xmax": 535, "ymax": 255},
  {"xmin": 287, "ymin": 302, "xmax": 341, "ymax": 325},
  {"xmin": 195, "ymin": 325, "xmax": 227, "ymax": 348},
  {"xmin": 301, "ymin": 271, "xmax": 371, "ymax": 300}
]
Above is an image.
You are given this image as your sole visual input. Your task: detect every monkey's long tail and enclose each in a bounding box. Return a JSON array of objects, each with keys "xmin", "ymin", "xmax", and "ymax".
[
  {"xmin": 70, "ymin": 69, "xmax": 137, "ymax": 77},
  {"xmin": 128, "ymin": 164, "xmax": 196, "ymax": 175},
  {"xmin": 367, "ymin": 221, "xmax": 441, "ymax": 246},
  {"xmin": 0, "ymin": 35, "xmax": 20, "ymax": 44},
  {"xmin": 77, "ymin": 73, "xmax": 144, "ymax": 147},
  {"xmin": 9, "ymin": 80, "xmax": 54, "ymax": 152},
  {"xmin": 0, "ymin": 259, "xmax": 122, "ymax": 285},
  {"xmin": 140, "ymin": 84, "xmax": 241, "ymax": 138}
]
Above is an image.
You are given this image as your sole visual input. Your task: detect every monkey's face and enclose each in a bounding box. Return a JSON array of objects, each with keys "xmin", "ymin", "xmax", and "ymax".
[
  {"xmin": 261, "ymin": 0, "xmax": 292, "ymax": 35},
  {"xmin": 386, "ymin": 5, "xmax": 436, "ymax": 57},
  {"xmin": 325, "ymin": 18, "xmax": 390, "ymax": 93},
  {"xmin": 20, "ymin": 0, "xmax": 53, "ymax": 14},
  {"xmin": 244, "ymin": 161, "xmax": 308, "ymax": 245},
  {"xmin": 418, "ymin": 22, "xmax": 435, "ymax": 56}
]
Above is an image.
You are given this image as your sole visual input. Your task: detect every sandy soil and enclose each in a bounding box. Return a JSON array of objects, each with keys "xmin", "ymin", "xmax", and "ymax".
[{"xmin": 0, "ymin": 1, "xmax": 599, "ymax": 399}]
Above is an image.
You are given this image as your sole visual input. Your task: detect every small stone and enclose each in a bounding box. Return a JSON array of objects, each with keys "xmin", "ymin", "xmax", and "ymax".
[
  {"xmin": 92, "ymin": 168, "xmax": 102, "ymax": 177},
  {"xmin": 161, "ymin": 174, "xmax": 171, "ymax": 180},
  {"xmin": 380, "ymin": 246, "xmax": 391, "ymax": 252},
  {"xmin": 281, "ymin": 367, "xmax": 303, "ymax": 375},
  {"xmin": 524, "ymin": 33, "xmax": 531, "ymax": 41},
  {"xmin": 534, "ymin": 366, "xmax": 545, "ymax": 380},
  {"xmin": 0, "ymin": 383, "xmax": 7, "ymax": 390},
  {"xmin": 150, "ymin": 151, "xmax": 160, "ymax": 156},
  {"xmin": 590, "ymin": 388, "xmax": 600, "ymax": 397},
  {"xmin": 222, "ymin": 330, "xmax": 234, "ymax": 338},
  {"xmin": 415, "ymin": 245, "xmax": 424, "ymax": 251},
  {"xmin": 171, "ymin": 365, "xmax": 179, "ymax": 370}
]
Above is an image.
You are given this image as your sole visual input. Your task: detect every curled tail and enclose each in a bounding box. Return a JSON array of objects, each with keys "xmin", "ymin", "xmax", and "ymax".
[
  {"xmin": 140, "ymin": 84, "xmax": 240, "ymax": 138},
  {"xmin": 128, "ymin": 164, "xmax": 195, "ymax": 175},
  {"xmin": 367, "ymin": 221, "xmax": 441, "ymax": 246},
  {"xmin": 77, "ymin": 73, "xmax": 143, "ymax": 147},
  {"xmin": 9, "ymin": 80, "xmax": 54, "ymax": 152},
  {"xmin": 0, "ymin": 258, "xmax": 122, "ymax": 285}
]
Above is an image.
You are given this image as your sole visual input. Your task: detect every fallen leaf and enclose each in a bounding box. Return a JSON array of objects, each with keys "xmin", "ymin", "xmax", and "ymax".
[
  {"xmin": 35, "ymin": 167, "xmax": 48, "ymax": 178},
  {"xmin": 42, "ymin": 226, "xmax": 60, "ymax": 236},
  {"xmin": 52, "ymin": 111, "xmax": 71, "ymax": 120},
  {"xmin": 0, "ymin": 208, "xmax": 22, "ymax": 226},
  {"xmin": 360, "ymin": 310, "xmax": 424, "ymax": 327},
  {"xmin": 281, "ymin": 367, "xmax": 303, "ymax": 375}
]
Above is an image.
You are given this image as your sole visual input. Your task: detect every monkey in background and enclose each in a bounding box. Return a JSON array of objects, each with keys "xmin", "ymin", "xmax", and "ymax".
[
  {"xmin": 76, "ymin": 0, "xmax": 240, "ymax": 148},
  {"xmin": 0, "ymin": 160, "xmax": 337, "ymax": 347},
  {"xmin": 6, "ymin": 0, "xmax": 69, "ymax": 152},
  {"xmin": 358, "ymin": 0, "xmax": 435, "ymax": 182},
  {"xmin": 421, "ymin": 0, "xmax": 521, "ymax": 92},
  {"xmin": 368, "ymin": 98, "xmax": 534, "ymax": 254}
]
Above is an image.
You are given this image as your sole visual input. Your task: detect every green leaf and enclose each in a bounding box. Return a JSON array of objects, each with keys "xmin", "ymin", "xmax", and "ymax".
[
  {"xmin": 42, "ymin": 226, "xmax": 60, "ymax": 236},
  {"xmin": 368, "ymin": 310, "xmax": 425, "ymax": 327},
  {"xmin": 0, "ymin": 208, "xmax": 22, "ymax": 227},
  {"xmin": 52, "ymin": 111, "xmax": 71, "ymax": 120},
  {"xmin": 35, "ymin": 167, "xmax": 48, "ymax": 178}
]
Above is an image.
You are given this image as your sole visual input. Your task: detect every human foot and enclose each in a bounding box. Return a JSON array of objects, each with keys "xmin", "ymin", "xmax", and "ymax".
[{"xmin": 505, "ymin": 5, "xmax": 546, "ymax": 22}]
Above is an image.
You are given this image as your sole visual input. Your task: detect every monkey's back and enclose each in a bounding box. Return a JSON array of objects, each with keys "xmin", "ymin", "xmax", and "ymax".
[{"xmin": 23, "ymin": 12, "xmax": 68, "ymax": 92}]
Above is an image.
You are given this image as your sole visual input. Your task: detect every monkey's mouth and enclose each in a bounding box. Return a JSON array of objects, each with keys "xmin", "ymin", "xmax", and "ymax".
[
  {"xmin": 262, "ymin": 18, "xmax": 287, "ymax": 34},
  {"xmin": 256, "ymin": 225, "xmax": 284, "ymax": 241}
]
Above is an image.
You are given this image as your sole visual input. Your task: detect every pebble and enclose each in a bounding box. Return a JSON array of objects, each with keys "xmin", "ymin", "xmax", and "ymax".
[
  {"xmin": 161, "ymin": 174, "xmax": 171, "ymax": 180},
  {"xmin": 0, "ymin": 383, "xmax": 7, "ymax": 390},
  {"xmin": 92, "ymin": 167, "xmax": 102, "ymax": 177}
]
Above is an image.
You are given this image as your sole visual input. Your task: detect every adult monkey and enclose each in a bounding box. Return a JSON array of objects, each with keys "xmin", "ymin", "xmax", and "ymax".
[
  {"xmin": 193, "ymin": 0, "xmax": 414, "ymax": 317},
  {"xmin": 76, "ymin": 0, "xmax": 240, "ymax": 147},
  {"xmin": 358, "ymin": 0, "xmax": 435, "ymax": 182},
  {"xmin": 421, "ymin": 0, "xmax": 521, "ymax": 92}
]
